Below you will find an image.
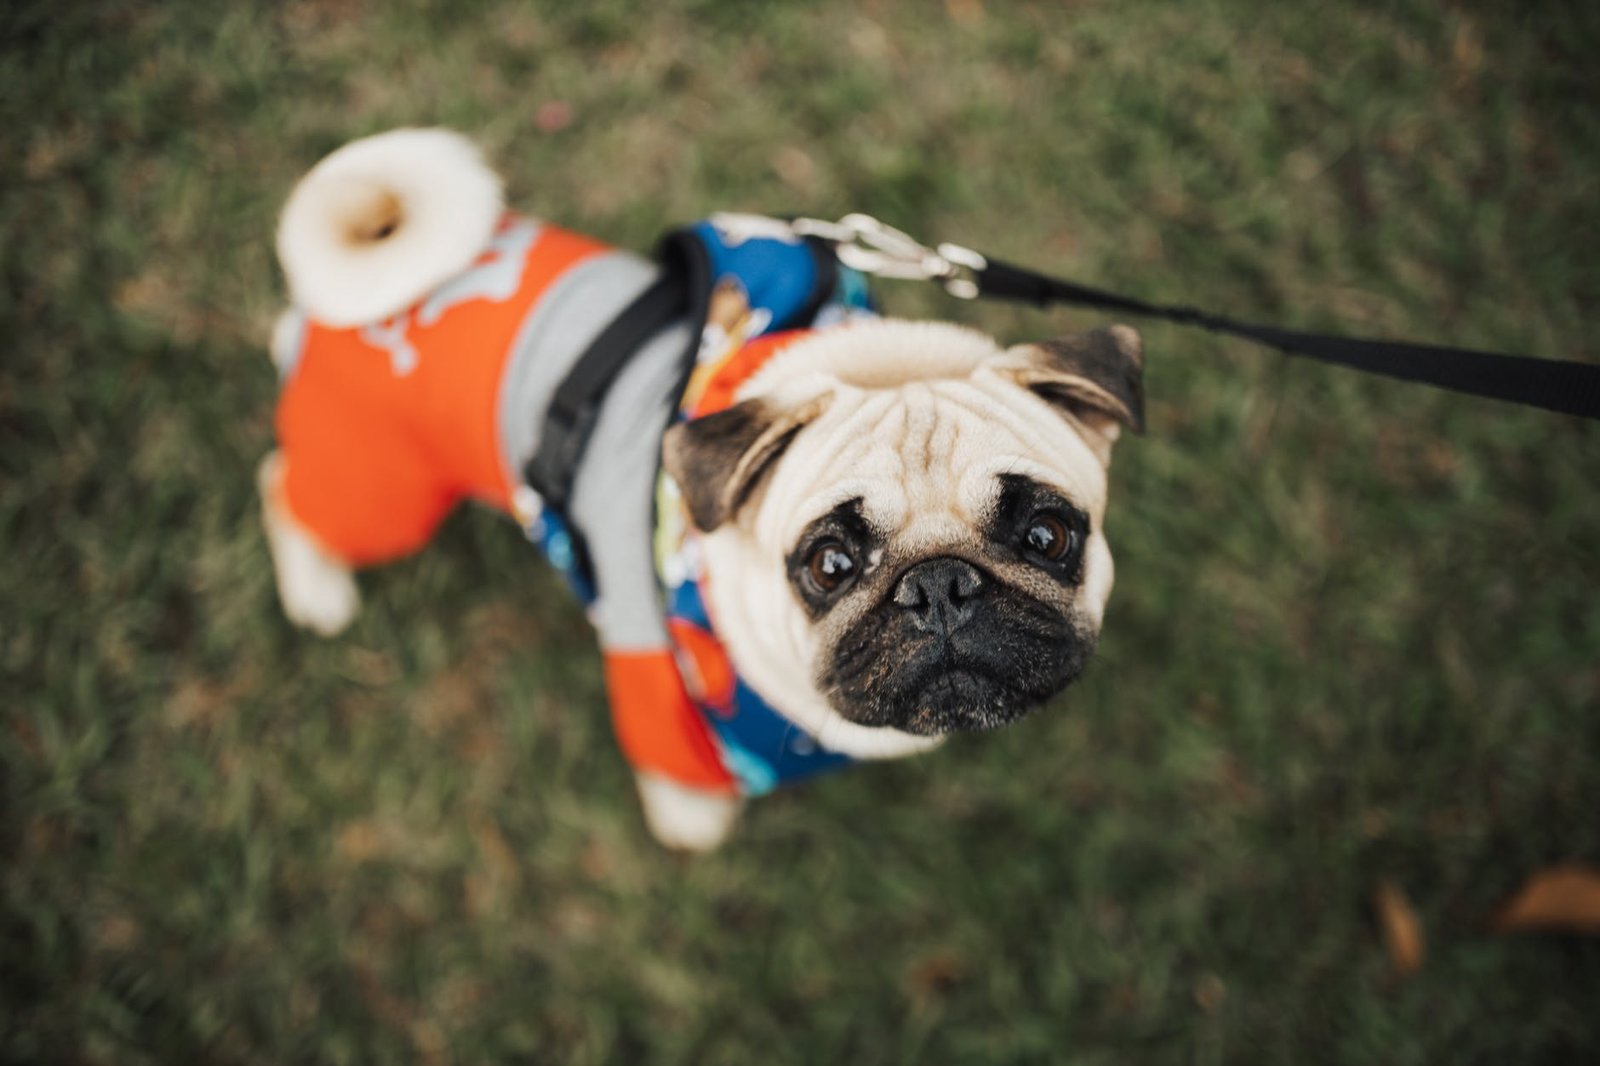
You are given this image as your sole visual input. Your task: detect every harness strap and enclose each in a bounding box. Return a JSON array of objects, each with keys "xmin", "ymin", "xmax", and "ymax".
[
  {"xmin": 524, "ymin": 274, "xmax": 685, "ymax": 511},
  {"xmin": 522, "ymin": 233, "xmax": 711, "ymax": 581},
  {"xmin": 524, "ymin": 219, "xmax": 848, "ymax": 599}
]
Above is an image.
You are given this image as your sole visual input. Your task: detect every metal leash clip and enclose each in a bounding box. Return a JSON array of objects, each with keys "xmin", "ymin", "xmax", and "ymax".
[{"xmin": 792, "ymin": 213, "xmax": 986, "ymax": 299}]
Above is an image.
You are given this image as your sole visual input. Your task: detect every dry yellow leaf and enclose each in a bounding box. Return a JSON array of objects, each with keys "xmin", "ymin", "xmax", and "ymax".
[
  {"xmin": 1493, "ymin": 865, "xmax": 1600, "ymax": 935},
  {"xmin": 1373, "ymin": 879, "xmax": 1425, "ymax": 977}
]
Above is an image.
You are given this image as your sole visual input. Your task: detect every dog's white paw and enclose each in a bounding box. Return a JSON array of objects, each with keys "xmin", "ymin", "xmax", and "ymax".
[
  {"xmin": 634, "ymin": 772, "xmax": 742, "ymax": 852},
  {"xmin": 258, "ymin": 453, "xmax": 361, "ymax": 636}
]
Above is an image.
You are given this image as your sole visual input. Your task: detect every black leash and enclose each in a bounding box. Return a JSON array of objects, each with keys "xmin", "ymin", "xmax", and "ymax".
[
  {"xmin": 977, "ymin": 256, "xmax": 1600, "ymax": 421},
  {"xmin": 795, "ymin": 214, "xmax": 1600, "ymax": 422}
]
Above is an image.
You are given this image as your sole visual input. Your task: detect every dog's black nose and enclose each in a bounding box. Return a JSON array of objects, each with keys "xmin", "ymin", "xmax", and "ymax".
[{"xmin": 893, "ymin": 557, "xmax": 986, "ymax": 634}]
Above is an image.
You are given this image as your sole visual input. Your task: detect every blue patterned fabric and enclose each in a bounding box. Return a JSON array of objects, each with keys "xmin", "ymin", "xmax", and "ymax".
[
  {"xmin": 654, "ymin": 215, "xmax": 877, "ymax": 793},
  {"xmin": 527, "ymin": 214, "xmax": 877, "ymax": 795}
]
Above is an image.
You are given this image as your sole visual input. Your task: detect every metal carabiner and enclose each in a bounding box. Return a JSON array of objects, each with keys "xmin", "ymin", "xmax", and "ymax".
[{"xmin": 792, "ymin": 213, "xmax": 985, "ymax": 299}]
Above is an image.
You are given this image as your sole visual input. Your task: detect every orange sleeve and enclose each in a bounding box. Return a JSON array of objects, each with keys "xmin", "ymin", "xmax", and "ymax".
[{"xmin": 603, "ymin": 650, "xmax": 737, "ymax": 792}]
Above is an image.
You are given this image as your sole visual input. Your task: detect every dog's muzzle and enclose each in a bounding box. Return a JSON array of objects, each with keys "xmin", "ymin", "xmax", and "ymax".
[{"xmin": 826, "ymin": 557, "xmax": 1091, "ymax": 736}]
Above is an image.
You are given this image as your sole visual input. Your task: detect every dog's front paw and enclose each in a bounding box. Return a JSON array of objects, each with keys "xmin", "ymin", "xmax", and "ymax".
[{"xmin": 634, "ymin": 772, "xmax": 742, "ymax": 852}]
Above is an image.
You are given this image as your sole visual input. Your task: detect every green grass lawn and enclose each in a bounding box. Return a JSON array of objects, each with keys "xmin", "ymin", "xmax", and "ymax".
[{"xmin": 3, "ymin": 0, "xmax": 1598, "ymax": 1062}]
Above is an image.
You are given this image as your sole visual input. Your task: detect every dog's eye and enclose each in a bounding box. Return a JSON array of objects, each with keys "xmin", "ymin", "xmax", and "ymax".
[
  {"xmin": 806, "ymin": 540, "xmax": 857, "ymax": 592},
  {"xmin": 1023, "ymin": 513, "xmax": 1076, "ymax": 562}
]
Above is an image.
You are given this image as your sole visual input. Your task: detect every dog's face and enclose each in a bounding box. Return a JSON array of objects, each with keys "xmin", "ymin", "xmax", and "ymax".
[{"xmin": 663, "ymin": 319, "xmax": 1142, "ymax": 755}]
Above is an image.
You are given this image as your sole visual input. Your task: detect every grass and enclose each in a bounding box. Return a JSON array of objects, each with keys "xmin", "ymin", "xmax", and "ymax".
[{"xmin": 3, "ymin": 0, "xmax": 1598, "ymax": 1062}]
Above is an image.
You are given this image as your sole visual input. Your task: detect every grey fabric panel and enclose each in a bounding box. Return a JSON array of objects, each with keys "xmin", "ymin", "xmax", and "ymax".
[
  {"xmin": 495, "ymin": 249, "xmax": 659, "ymax": 482},
  {"xmin": 493, "ymin": 246, "xmax": 692, "ymax": 652},
  {"xmin": 569, "ymin": 319, "xmax": 693, "ymax": 651}
]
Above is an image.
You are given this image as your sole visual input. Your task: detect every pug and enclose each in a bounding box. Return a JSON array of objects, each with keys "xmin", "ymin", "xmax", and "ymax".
[{"xmin": 261, "ymin": 129, "xmax": 1143, "ymax": 850}]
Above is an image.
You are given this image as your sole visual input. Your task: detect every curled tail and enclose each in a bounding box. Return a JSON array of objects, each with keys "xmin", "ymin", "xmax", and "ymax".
[{"xmin": 276, "ymin": 128, "xmax": 504, "ymax": 327}]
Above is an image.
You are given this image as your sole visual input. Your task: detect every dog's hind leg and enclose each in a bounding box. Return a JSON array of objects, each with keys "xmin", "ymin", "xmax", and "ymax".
[{"xmin": 258, "ymin": 451, "xmax": 360, "ymax": 636}]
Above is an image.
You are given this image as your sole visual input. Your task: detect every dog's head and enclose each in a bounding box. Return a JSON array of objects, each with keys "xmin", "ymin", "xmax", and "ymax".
[{"xmin": 662, "ymin": 319, "xmax": 1142, "ymax": 754}]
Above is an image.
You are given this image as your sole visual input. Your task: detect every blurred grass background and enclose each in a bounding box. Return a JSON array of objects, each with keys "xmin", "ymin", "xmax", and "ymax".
[{"xmin": 3, "ymin": 0, "xmax": 1598, "ymax": 1062}]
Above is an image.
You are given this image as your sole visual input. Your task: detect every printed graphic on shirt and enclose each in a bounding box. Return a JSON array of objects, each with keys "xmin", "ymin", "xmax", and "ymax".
[{"xmin": 357, "ymin": 218, "xmax": 544, "ymax": 376}]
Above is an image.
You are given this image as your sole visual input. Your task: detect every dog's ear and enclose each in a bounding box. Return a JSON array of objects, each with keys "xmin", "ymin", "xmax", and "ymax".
[
  {"xmin": 662, "ymin": 396, "xmax": 828, "ymax": 531},
  {"xmin": 999, "ymin": 324, "xmax": 1145, "ymax": 459}
]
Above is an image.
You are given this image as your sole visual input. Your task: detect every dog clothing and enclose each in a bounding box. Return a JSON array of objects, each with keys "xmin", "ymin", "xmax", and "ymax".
[{"xmin": 273, "ymin": 214, "xmax": 872, "ymax": 796}]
